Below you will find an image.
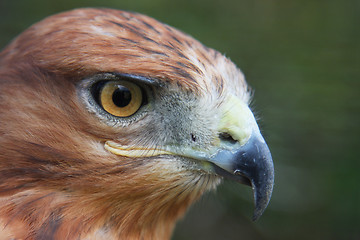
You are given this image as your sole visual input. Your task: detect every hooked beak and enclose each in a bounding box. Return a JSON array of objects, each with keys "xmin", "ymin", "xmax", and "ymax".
[
  {"xmin": 211, "ymin": 131, "xmax": 274, "ymax": 220},
  {"xmin": 209, "ymin": 95, "xmax": 274, "ymax": 220}
]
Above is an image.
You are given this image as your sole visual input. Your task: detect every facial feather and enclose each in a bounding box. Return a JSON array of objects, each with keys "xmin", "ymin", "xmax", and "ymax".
[
  {"xmin": 0, "ymin": 8, "xmax": 265, "ymax": 240},
  {"xmin": 0, "ymin": 67, "xmax": 220, "ymax": 239}
]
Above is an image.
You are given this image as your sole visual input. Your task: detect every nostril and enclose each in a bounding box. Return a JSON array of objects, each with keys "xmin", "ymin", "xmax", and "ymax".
[
  {"xmin": 191, "ymin": 133, "xmax": 197, "ymax": 142},
  {"xmin": 219, "ymin": 132, "xmax": 237, "ymax": 144}
]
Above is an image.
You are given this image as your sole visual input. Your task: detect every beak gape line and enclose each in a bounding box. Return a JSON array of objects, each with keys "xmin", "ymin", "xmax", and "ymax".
[{"xmin": 105, "ymin": 131, "xmax": 274, "ymax": 220}]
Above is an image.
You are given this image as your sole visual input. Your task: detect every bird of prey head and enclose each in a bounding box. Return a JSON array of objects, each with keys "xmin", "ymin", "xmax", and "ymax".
[{"xmin": 0, "ymin": 8, "xmax": 274, "ymax": 239}]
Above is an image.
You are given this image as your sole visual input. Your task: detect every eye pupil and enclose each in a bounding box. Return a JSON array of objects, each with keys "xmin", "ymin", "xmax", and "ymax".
[{"xmin": 112, "ymin": 86, "xmax": 131, "ymax": 107}]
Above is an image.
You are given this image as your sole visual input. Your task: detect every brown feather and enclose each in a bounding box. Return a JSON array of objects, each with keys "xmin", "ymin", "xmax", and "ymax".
[{"xmin": 0, "ymin": 8, "xmax": 247, "ymax": 239}]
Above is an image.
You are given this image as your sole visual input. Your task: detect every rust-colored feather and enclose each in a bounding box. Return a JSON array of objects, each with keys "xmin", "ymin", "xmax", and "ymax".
[{"xmin": 0, "ymin": 8, "xmax": 248, "ymax": 239}]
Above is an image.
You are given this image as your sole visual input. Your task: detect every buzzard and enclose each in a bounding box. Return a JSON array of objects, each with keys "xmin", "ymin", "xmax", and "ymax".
[{"xmin": 0, "ymin": 8, "xmax": 274, "ymax": 239}]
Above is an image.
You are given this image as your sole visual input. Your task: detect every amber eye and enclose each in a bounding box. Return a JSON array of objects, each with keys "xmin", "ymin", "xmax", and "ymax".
[{"xmin": 97, "ymin": 81, "xmax": 143, "ymax": 117}]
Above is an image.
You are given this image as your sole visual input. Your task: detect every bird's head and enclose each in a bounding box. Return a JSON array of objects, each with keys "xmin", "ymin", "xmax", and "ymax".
[{"xmin": 0, "ymin": 8, "xmax": 274, "ymax": 239}]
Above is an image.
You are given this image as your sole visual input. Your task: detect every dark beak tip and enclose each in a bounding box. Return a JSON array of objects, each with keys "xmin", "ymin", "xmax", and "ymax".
[
  {"xmin": 251, "ymin": 165, "xmax": 275, "ymax": 221},
  {"xmin": 252, "ymin": 189, "xmax": 273, "ymax": 221}
]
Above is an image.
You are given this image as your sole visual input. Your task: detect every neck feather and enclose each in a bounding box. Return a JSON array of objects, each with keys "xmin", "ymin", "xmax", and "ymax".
[{"xmin": 0, "ymin": 159, "xmax": 220, "ymax": 239}]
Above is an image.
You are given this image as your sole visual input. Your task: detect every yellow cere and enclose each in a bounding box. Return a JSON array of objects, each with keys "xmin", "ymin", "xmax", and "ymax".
[{"xmin": 218, "ymin": 95, "xmax": 257, "ymax": 146}]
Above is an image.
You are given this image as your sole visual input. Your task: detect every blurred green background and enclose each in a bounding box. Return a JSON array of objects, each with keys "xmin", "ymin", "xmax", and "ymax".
[{"xmin": 1, "ymin": 0, "xmax": 358, "ymax": 239}]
